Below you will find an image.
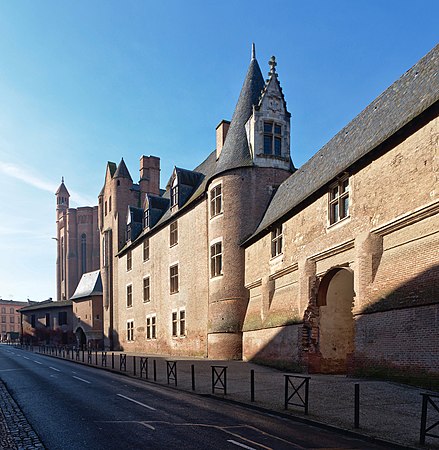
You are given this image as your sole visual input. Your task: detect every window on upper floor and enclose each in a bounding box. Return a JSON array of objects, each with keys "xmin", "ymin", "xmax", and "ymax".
[
  {"xmin": 271, "ymin": 225, "xmax": 283, "ymax": 258},
  {"xmin": 1, "ymin": 307, "xmax": 4, "ymax": 314},
  {"xmin": 210, "ymin": 242, "xmax": 223, "ymax": 278},
  {"xmin": 170, "ymin": 221, "xmax": 178, "ymax": 246},
  {"xmin": 143, "ymin": 277, "xmax": 150, "ymax": 303},
  {"xmin": 9, "ymin": 316, "xmax": 14, "ymax": 324},
  {"xmin": 1, "ymin": 316, "xmax": 5, "ymax": 323},
  {"xmin": 170, "ymin": 264, "xmax": 179, "ymax": 294},
  {"xmin": 126, "ymin": 285, "xmax": 133, "ymax": 308},
  {"xmin": 10, "ymin": 308, "xmax": 13, "ymax": 314},
  {"xmin": 127, "ymin": 320, "xmax": 134, "ymax": 341},
  {"xmin": 105, "ymin": 201, "xmax": 108, "ymax": 216},
  {"xmin": 31, "ymin": 315, "xmax": 35, "ymax": 328},
  {"xmin": 45, "ymin": 313, "xmax": 50, "ymax": 327},
  {"xmin": 263, "ymin": 122, "xmax": 282, "ymax": 156},
  {"xmin": 127, "ymin": 250, "xmax": 132, "ymax": 271},
  {"xmin": 170, "ymin": 177, "xmax": 178, "ymax": 208},
  {"xmin": 329, "ymin": 176, "xmax": 350, "ymax": 225},
  {"xmin": 210, "ymin": 184, "xmax": 222, "ymax": 218},
  {"xmin": 109, "ymin": 196, "xmax": 112, "ymax": 212},
  {"xmin": 143, "ymin": 239, "xmax": 150, "ymax": 261},
  {"xmin": 144, "ymin": 208, "xmax": 150, "ymax": 229},
  {"xmin": 58, "ymin": 311, "xmax": 67, "ymax": 326}
]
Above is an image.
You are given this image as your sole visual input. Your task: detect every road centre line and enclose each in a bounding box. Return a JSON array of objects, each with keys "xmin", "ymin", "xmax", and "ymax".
[
  {"xmin": 49, "ymin": 367, "xmax": 61, "ymax": 372},
  {"xmin": 33, "ymin": 360, "xmax": 43, "ymax": 365},
  {"xmin": 117, "ymin": 394, "xmax": 156, "ymax": 411},
  {"xmin": 23, "ymin": 356, "xmax": 30, "ymax": 360},
  {"xmin": 227, "ymin": 441, "xmax": 256, "ymax": 450},
  {"xmin": 73, "ymin": 376, "xmax": 91, "ymax": 384}
]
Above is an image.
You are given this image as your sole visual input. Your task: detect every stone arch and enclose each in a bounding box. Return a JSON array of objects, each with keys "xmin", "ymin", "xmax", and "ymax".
[
  {"xmin": 75, "ymin": 327, "xmax": 87, "ymax": 350},
  {"xmin": 317, "ymin": 267, "xmax": 355, "ymax": 373}
]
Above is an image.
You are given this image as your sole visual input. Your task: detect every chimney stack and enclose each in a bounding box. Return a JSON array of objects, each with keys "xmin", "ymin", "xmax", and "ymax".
[
  {"xmin": 216, "ymin": 120, "xmax": 230, "ymax": 160},
  {"xmin": 139, "ymin": 155, "xmax": 160, "ymax": 205}
]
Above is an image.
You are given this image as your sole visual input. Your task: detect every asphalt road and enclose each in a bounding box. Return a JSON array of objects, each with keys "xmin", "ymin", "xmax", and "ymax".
[{"xmin": 0, "ymin": 346, "xmax": 391, "ymax": 450}]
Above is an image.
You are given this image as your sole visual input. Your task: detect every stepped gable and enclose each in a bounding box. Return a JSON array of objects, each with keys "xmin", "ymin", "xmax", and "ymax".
[
  {"xmin": 248, "ymin": 43, "xmax": 439, "ymax": 242},
  {"xmin": 215, "ymin": 51, "xmax": 265, "ymax": 174}
]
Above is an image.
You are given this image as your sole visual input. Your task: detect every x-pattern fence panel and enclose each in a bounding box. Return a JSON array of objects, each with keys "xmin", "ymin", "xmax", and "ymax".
[
  {"xmin": 420, "ymin": 393, "xmax": 439, "ymax": 445},
  {"xmin": 284, "ymin": 375, "xmax": 310, "ymax": 415}
]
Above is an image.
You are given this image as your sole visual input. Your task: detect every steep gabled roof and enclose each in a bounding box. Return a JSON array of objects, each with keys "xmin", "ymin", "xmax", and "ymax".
[
  {"xmin": 248, "ymin": 43, "xmax": 439, "ymax": 243},
  {"xmin": 215, "ymin": 53, "xmax": 265, "ymax": 174},
  {"xmin": 55, "ymin": 178, "xmax": 70, "ymax": 196},
  {"xmin": 70, "ymin": 270, "xmax": 103, "ymax": 300}
]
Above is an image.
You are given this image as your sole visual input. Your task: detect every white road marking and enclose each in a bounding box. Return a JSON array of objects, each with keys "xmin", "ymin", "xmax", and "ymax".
[
  {"xmin": 117, "ymin": 394, "xmax": 156, "ymax": 411},
  {"xmin": 73, "ymin": 376, "xmax": 91, "ymax": 384},
  {"xmin": 142, "ymin": 423, "xmax": 155, "ymax": 430},
  {"xmin": 33, "ymin": 360, "xmax": 43, "ymax": 365},
  {"xmin": 23, "ymin": 356, "xmax": 30, "ymax": 360},
  {"xmin": 49, "ymin": 366, "xmax": 61, "ymax": 372},
  {"xmin": 227, "ymin": 440, "xmax": 256, "ymax": 450}
]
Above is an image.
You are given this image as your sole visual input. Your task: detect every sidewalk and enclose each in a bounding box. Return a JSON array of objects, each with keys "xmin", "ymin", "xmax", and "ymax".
[{"xmin": 8, "ymin": 346, "xmax": 439, "ymax": 449}]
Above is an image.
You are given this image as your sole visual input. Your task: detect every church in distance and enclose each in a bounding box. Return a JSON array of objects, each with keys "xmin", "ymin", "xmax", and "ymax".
[{"xmin": 21, "ymin": 44, "xmax": 439, "ymax": 379}]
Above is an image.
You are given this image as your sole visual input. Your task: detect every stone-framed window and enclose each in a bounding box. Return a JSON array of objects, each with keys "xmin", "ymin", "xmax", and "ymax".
[
  {"xmin": 143, "ymin": 277, "xmax": 150, "ymax": 303},
  {"xmin": 146, "ymin": 314, "xmax": 156, "ymax": 340},
  {"xmin": 170, "ymin": 221, "xmax": 178, "ymax": 247},
  {"xmin": 170, "ymin": 176, "xmax": 178, "ymax": 208},
  {"xmin": 170, "ymin": 264, "xmax": 179, "ymax": 294},
  {"xmin": 210, "ymin": 184, "xmax": 222, "ymax": 217},
  {"xmin": 263, "ymin": 121, "xmax": 282, "ymax": 156},
  {"xmin": 127, "ymin": 250, "xmax": 132, "ymax": 271},
  {"xmin": 210, "ymin": 242, "xmax": 222, "ymax": 278},
  {"xmin": 127, "ymin": 320, "xmax": 134, "ymax": 341},
  {"xmin": 144, "ymin": 208, "xmax": 150, "ymax": 229},
  {"xmin": 271, "ymin": 224, "xmax": 283, "ymax": 257},
  {"xmin": 126, "ymin": 284, "xmax": 133, "ymax": 308},
  {"xmin": 329, "ymin": 176, "xmax": 350, "ymax": 225},
  {"xmin": 172, "ymin": 309, "xmax": 186, "ymax": 337},
  {"xmin": 143, "ymin": 239, "xmax": 150, "ymax": 261}
]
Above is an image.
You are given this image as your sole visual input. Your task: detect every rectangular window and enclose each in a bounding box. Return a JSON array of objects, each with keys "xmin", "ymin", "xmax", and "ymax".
[
  {"xmin": 170, "ymin": 221, "xmax": 178, "ymax": 246},
  {"xmin": 263, "ymin": 121, "xmax": 282, "ymax": 156},
  {"xmin": 144, "ymin": 209, "xmax": 150, "ymax": 228},
  {"xmin": 210, "ymin": 184, "xmax": 222, "ymax": 217},
  {"xmin": 9, "ymin": 316, "xmax": 14, "ymax": 324},
  {"xmin": 143, "ymin": 239, "xmax": 150, "ymax": 261},
  {"xmin": 210, "ymin": 242, "xmax": 222, "ymax": 277},
  {"xmin": 271, "ymin": 225, "xmax": 283, "ymax": 257},
  {"xmin": 58, "ymin": 311, "xmax": 68, "ymax": 326},
  {"xmin": 127, "ymin": 320, "xmax": 134, "ymax": 341},
  {"xmin": 127, "ymin": 250, "xmax": 132, "ymax": 271},
  {"xmin": 146, "ymin": 314, "xmax": 157, "ymax": 340},
  {"xmin": 329, "ymin": 176, "xmax": 350, "ymax": 225},
  {"xmin": 170, "ymin": 265, "xmax": 179, "ymax": 294},
  {"xmin": 45, "ymin": 313, "xmax": 50, "ymax": 327},
  {"xmin": 143, "ymin": 277, "xmax": 150, "ymax": 303},
  {"xmin": 31, "ymin": 315, "xmax": 36, "ymax": 328},
  {"xmin": 1, "ymin": 316, "xmax": 5, "ymax": 323},
  {"xmin": 172, "ymin": 311, "xmax": 178, "ymax": 337},
  {"xmin": 171, "ymin": 178, "xmax": 178, "ymax": 207},
  {"xmin": 179, "ymin": 309, "xmax": 186, "ymax": 337},
  {"xmin": 126, "ymin": 285, "xmax": 133, "ymax": 308}
]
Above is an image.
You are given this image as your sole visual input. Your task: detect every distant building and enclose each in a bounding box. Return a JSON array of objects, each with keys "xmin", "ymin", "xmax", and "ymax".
[
  {"xmin": 20, "ymin": 299, "xmax": 74, "ymax": 345},
  {"xmin": 0, "ymin": 299, "xmax": 29, "ymax": 341}
]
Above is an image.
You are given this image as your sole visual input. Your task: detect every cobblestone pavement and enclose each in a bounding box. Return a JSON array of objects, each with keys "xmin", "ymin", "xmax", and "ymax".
[{"xmin": 0, "ymin": 380, "xmax": 44, "ymax": 450}]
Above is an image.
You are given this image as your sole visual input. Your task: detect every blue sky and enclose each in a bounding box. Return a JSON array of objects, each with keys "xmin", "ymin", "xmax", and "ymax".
[{"xmin": 0, "ymin": 1, "xmax": 437, "ymax": 302}]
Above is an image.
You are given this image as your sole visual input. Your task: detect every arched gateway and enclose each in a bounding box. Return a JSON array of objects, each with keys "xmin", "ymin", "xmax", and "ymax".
[
  {"xmin": 75, "ymin": 327, "xmax": 87, "ymax": 350},
  {"xmin": 316, "ymin": 267, "xmax": 355, "ymax": 373}
]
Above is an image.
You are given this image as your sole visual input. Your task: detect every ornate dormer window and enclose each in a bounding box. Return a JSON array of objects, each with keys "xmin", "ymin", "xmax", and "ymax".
[
  {"xmin": 170, "ymin": 176, "xmax": 178, "ymax": 209},
  {"xmin": 144, "ymin": 208, "xmax": 150, "ymax": 229},
  {"xmin": 263, "ymin": 122, "xmax": 282, "ymax": 156}
]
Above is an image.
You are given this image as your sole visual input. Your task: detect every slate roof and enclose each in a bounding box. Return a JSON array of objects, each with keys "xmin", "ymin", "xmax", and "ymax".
[
  {"xmin": 114, "ymin": 158, "xmax": 132, "ymax": 180},
  {"xmin": 55, "ymin": 181, "xmax": 70, "ymax": 196},
  {"xmin": 215, "ymin": 55, "xmax": 265, "ymax": 174},
  {"xmin": 20, "ymin": 299, "xmax": 72, "ymax": 312},
  {"xmin": 70, "ymin": 270, "xmax": 103, "ymax": 300},
  {"xmin": 248, "ymin": 43, "xmax": 439, "ymax": 243}
]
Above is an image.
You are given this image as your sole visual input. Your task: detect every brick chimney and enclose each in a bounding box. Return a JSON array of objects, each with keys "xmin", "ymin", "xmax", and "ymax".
[
  {"xmin": 216, "ymin": 120, "xmax": 230, "ymax": 160},
  {"xmin": 139, "ymin": 156, "xmax": 160, "ymax": 205}
]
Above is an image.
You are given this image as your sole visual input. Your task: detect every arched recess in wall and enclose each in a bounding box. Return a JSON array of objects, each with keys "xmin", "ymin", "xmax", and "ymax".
[
  {"xmin": 317, "ymin": 267, "xmax": 355, "ymax": 374},
  {"xmin": 81, "ymin": 233, "xmax": 87, "ymax": 275}
]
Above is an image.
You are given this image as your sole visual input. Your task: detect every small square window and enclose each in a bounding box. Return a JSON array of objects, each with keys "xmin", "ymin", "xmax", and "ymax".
[{"xmin": 263, "ymin": 121, "xmax": 282, "ymax": 156}]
